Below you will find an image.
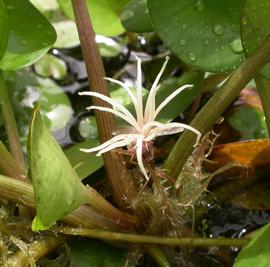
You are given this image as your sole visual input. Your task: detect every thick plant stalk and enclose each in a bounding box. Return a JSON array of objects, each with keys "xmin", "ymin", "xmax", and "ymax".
[
  {"xmin": 7, "ymin": 236, "xmax": 64, "ymax": 267},
  {"xmin": 165, "ymin": 34, "xmax": 270, "ymax": 179},
  {"xmin": 0, "ymin": 71, "xmax": 25, "ymax": 172},
  {"xmin": 0, "ymin": 175, "xmax": 136, "ymax": 230},
  {"xmin": 255, "ymin": 75, "xmax": 270, "ymax": 136},
  {"xmin": 71, "ymin": 0, "xmax": 137, "ymax": 210}
]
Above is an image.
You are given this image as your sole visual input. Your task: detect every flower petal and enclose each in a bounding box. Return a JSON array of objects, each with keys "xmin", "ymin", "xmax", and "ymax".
[
  {"xmin": 79, "ymin": 91, "xmax": 135, "ymax": 122},
  {"xmin": 144, "ymin": 56, "xmax": 169, "ymax": 122},
  {"xmin": 136, "ymin": 136, "xmax": 149, "ymax": 180},
  {"xmin": 87, "ymin": 106, "xmax": 141, "ymax": 132},
  {"xmin": 153, "ymin": 84, "xmax": 193, "ymax": 120}
]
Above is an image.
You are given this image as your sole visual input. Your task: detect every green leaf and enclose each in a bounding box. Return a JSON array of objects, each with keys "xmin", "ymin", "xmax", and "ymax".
[
  {"xmin": 233, "ymin": 223, "xmax": 270, "ymax": 267},
  {"xmin": 65, "ymin": 139, "xmax": 103, "ymax": 180},
  {"xmin": 229, "ymin": 107, "xmax": 267, "ymax": 140},
  {"xmin": 70, "ymin": 238, "xmax": 127, "ymax": 267},
  {"xmin": 0, "ymin": 0, "xmax": 9, "ymax": 60},
  {"xmin": 148, "ymin": 0, "xmax": 245, "ymax": 72},
  {"xmin": 120, "ymin": 0, "xmax": 153, "ymax": 33},
  {"xmin": 241, "ymin": 0, "xmax": 270, "ymax": 79},
  {"xmin": 0, "ymin": 0, "xmax": 56, "ymax": 71},
  {"xmin": 34, "ymin": 54, "xmax": 67, "ymax": 80},
  {"xmin": 57, "ymin": 0, "xmax": 128, "ymax": 36},
  {"xmin": 28, "ymin": 105, "xmax": 88, "ymax": 230}
]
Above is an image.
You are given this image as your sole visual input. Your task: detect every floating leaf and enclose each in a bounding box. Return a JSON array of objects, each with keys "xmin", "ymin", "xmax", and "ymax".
[
  {"xmin": 0, "ymin": 0, "xmax": 56, "ymax": 70},
  {"xmin": 34, "ymin": 54, "xmax": 68, "ymax": 80},
  {"xmin": 233, "ymin": 223, "xmax": 270, "ymax": 267},
  {"xmin": 0, "ymin": 0, "xmax": 9, "ymax": 60},
  {"xmin": 229, "ymin": 107, "xmax": 267, "ymax": 140},
  {"xmin": 241, "ymin": 0, "xmax": 270, "ymax": 79},
  {"xmin": 120, "ymin": 0, "xmax": 153, "ymax": 33},
  {"xmin": 148, "ymin": 0, "xmax": 245, "ymax": 72},
  {"xmin": 64, "ymin": 139, "xmax": 103, "ymax": 180},
  {"xmin": 57, "ymin": 0, "xmax": 129, "ymax": 36},
  {"xmin": 70, "ymin": 238, "xmax": 127, "ymax": 267},
  {"xmin": 28, "ymin": 106, "xmax": 88, "ymax": 230}
]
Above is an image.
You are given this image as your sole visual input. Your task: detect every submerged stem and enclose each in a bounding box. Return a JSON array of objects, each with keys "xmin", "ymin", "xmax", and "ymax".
[
  {"xmin": 165, "ymin": 34, "xmax": 270, "ymax": 178},
  {"xmin": 0, "ymin": 71, "xmax": 25, "ymax": 172},
  {"xmin": 52, "ymin": 226, "xmax": 249, "ymax": 247}
]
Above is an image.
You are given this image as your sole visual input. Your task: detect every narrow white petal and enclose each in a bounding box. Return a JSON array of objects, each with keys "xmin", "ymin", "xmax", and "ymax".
[
  {"xmin": 104, "ymin": 77, "xmax": 139, "ymax": 108},
  {"xmin": 153, "ymin": 84, "xmax": 193, "ymax": 120},
  {"xmin": 146, "ymin": 122, "xmax": 201, "ymax": 146},
  {"xmin": 134, "ymin": 55, "xmax": 144, "ymax": 127},
  {"xmin": 79, "ymin": 91, "xmax": 135, "ymax": 122},
  {"xmin": 136, "ymin": 137, "xmax": 149, "ymax": 180},
  {"xmin": 96, "ymin": 140, "xmax": 130, "ymax": 156},
  {"xmin": 80, "ymin": 134, "xmax": 132, "ymax": 154},
  {"xmin": 87, "ymin": 106, "xmax": 141, "ymax": 132},
  {"xmin": 144, "ymin": 56, "xmax": 169, "ymax": 121}
]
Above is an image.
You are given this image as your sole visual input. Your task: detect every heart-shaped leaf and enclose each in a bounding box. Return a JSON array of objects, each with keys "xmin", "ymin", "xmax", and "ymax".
[
  {"xmin": 57, "ymin": 0, "xmax": 129, "ymax": 36},
  {"xmin": 0, "ymin": 0, "xmax": 9, "ymax": 60},
  {"xmin": 241, "ymin": 0, "xmax": 270, "ymax": 79},
  {"xmin": 0, "ymin": 0, "xmax": 56, "ymax": 71},
  {"xmin": 148, "ymin": 0, "xmax": 245, "ymax": 72},
  {"xmin": 28, "ymin": 105, "xmax": 88, "ymax": 230}
]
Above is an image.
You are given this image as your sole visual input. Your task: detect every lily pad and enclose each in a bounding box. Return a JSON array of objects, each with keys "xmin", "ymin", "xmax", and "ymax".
[
  {"xmin": 28, "ymin": 106, "xmax": 88, "ymax": 230},
  {"xmin": 0, "ymin": 1, "xmax": 9, "ymax": 60},
  {"xmin": 148, "ymin": 0, "xmax": 245, "ymax": 72},
  {"xmin": 241, "ymin": 0, "xmax": 270, "ymax": 79},
  {"xmin": 34, "ymin": 53, "xmax": 68, "ymax": 80},
  {"xmin": 120, "ymin": 0, "xmax": 153, "ymax": 33},
  {"xmin": 233, "ymin": 223, "xmax": 270, "ymax": 267},
  {"xmin": 0, "ymin": 0, "xmax": 56, "ymax": 70}
]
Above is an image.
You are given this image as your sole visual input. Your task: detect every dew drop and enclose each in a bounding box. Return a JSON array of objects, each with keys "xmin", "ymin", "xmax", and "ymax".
[
  {"xmin": 212, "ymin": 24, "xmax": 224, "ymax": 36},
  {"xmin": 182, "ymin": 24, "xmax": 187, "ymax": 29},
  {"xmin": 121, "ymin": 10, "xmax": 134, "ymax": 21},
  {"xmin": 229, "ymin": 38, "xmax": 243, "ymax": 53},
  {"xmin": 180, "ymin": 39, "xmax": 186, "ymax": 45},
  {"xmin": 188, "ymin": 52, "xmax": 197, "ymax": 62},
  {"xmin": 20, "ymin": 39, "xmax": 27, "ymax": 45},
  {"xmin": 204, "ymin": 40, "xmax": 210, "ymax": 46},
  {"xmin": 195, "ymin": 0, "xmax": 205, "ymax": 12},
  {"xmin": 37, "ymin": 24, "xmax": 43, "ymax": 29}
]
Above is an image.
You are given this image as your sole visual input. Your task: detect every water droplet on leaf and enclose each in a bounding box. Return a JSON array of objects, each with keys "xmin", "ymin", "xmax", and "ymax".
[
  {"xmin": 212, "ymin": 24, "xmax": 224, "ymax": 36},
  {"xmin": 188, "ymin": 52, "xmax": 197, "ymax": 62},
  {"xmin": 180, "ymin": 39, "xmax": 186, "ymax": 45},
  {"xmin": 195, "ymin": 0, "xmax": 205, "ymax": 12},
  {"xmin": 229, "ymin": 38, "xmax": 243, "ymax": 53}
]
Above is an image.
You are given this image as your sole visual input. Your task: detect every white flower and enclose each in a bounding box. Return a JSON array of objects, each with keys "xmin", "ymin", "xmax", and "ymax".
[{"xmin": 79, "ymin": 56, "xmax": 201, "ymax": 180}]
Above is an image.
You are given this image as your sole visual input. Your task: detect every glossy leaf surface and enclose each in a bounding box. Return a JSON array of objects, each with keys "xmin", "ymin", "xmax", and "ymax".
[
  {"xmin": 148, "ymin": 0, "xmax": 245, "ymax": 72},
  {"xmin": 0, "ymin": 0, "xmax": 56, "ymax": 71},
  {"xmin": 241, "ymin": 0, "xmax": 270, "ymax": 79},
  {"xmin": 28, "ymin": 106, "xmax": 87, "ymax": 230}
]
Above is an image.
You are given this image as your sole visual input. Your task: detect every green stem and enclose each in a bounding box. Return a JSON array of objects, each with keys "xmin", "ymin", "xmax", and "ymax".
[
  {"xmin": 0, "ymin": 71, "xmax": 25, "ymax": 172},
  {"xmin": 254, "ymin": 76, "xmax": 270, "ymax": 136},
  {"xmin": 71, "ymin": 0, "xmax": 137, "ymax": 211},
  {"xmin": 146, "ymin": 246, "xmax": 172, "ymax": 267},
  {"xmin": 0, "ymin": 141, "xmax": 25, "ymax": 179},
  {"xmin": 165, "ymin": 34, "xmax": 270, "ymax": 179},
  {"xmin": 0, "ymin": 175, "xmax": 136, "ymax": 230},
  {"xmin": 7, "ymin": 236, "xmax": 64, "ymax": 267},
  {"xmin": 52, "ymin": 226, "xmax": 249, "ymax": 247}
]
